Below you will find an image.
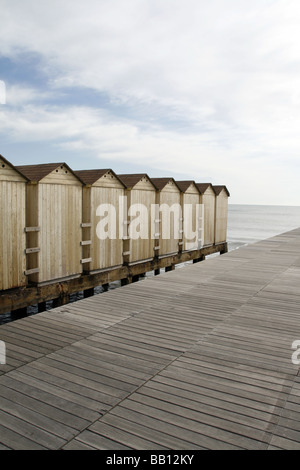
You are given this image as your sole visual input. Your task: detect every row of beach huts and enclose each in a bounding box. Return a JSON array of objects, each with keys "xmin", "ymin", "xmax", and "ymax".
[{"xmin": 0, "ymin": 155, "xmax": 230, "ymax": 292}]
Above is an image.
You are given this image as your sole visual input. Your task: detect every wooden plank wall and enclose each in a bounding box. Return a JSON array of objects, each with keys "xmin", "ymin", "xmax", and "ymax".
[
  {"xmin": 182, "ymin": 184, "xmax": 201, "ymax": 252},
  {"xmin": 90, "ymin": 184, "xmax": 125, "ymax": 271},
  {"xmin": 0, "ymin": 162, "xmax": 27, "ymax": 291},
  {"xmin": 127, "ymin": 182, "xmax": 157, "ymax": 264},
  {"xmin": 215, "ymin": 190, "xmax": 229, "ymax": 244},
  {"xmin": 158, "ymin": 182, "xmax": 181, "ymax": 257},
  {"xmin": 37, "ymin": 183, "xmax": 82, "ymax": 284},
  {"xmin": 201, "ymin": 187, "xmax": 216, "ymax": 246}
]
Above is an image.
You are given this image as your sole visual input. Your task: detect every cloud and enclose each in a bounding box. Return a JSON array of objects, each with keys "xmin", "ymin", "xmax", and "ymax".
[
  {"xmin": 4, "ymin": 84, "xmax": 56, "ymax": 106},
  {"xmin": 0, "ymin": 80, "xmax": 5, "ymax": 104},
  {"xmin": 0, "ymin": 0, "xmax": 300, "ymax": 204},
  {"xmin": 1, "ymin": 101, "xmax": 297, "ymax": 205}
]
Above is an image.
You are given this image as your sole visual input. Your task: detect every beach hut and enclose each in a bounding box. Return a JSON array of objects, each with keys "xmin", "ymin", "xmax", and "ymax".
[
  {"xmin": 74, "ymin": 169, "xmax": 126, "ymax": 272},
  {"xmin": 176, "ymin": 181, "xmax": 202, "ymax": 252},
  {"xmin": 213, "ymin": 185, "xmax": 230, "ymax": 244},
  {"xmin": 117, "ymin": 174, "xmax": 157, "ymax": 264},
  {"xmin": 196, "ymin": 183, "xmax": 216, "ymax": 247},
  {"xmin": 16, "ymin": 163, "xmax": 83, "ymax": 285},
  {"xmin": 151, "ymin": 178, "xmax": 182, "ymax": 257},
  {"xmin": 0, "ymin": 155, "xmax": 28, "ymax": 291}
]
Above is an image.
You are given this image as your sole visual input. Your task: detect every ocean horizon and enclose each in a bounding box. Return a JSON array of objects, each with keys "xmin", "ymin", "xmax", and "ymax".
[{"xmin": 227, "ymin": 203, "xmax": 300, "ymax": 252}]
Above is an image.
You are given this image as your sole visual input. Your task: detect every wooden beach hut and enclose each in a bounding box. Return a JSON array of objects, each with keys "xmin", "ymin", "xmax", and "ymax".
[
  {"xmin": 16, "ymin": 163, "xmax": 83, "ymax": 285},
  {"xmin": 213, "ymin": 185, "xmax": 230, "ymax": 244},
  {"xmin": 74, "ymin": 169, "xmax": 126, "ymax": 273},
  {"xmin": 117, "ymin": 174, "xmax": 157, "ymax": 264},
  {"xmin": 151, "ymin": 178, "xmax": 182, "ymax": 257},
  {"xmin": 196, "ymin": 183, "xmax": 216, "ymax": 247},
  {"xmin": 176, "ymin": 181, "xmax": 202, "ymax": 252},
  {"xmin": 0, "ymin": 155, "xmax": 28, "ymax": 291}
]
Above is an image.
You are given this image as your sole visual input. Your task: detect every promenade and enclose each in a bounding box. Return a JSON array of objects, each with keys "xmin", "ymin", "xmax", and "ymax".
[{"xmin": 0, "ymin": 228, "xmax": 300, "ymax": 450}]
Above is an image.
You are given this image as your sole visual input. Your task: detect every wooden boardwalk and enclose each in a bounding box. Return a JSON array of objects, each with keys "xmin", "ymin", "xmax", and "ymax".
[{"xmin": 0, "ymin": 228, "xmax": 300, "ymax": 450}]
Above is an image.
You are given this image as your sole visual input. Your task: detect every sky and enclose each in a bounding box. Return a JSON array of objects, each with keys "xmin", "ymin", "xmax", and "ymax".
[{"xmin": 0, "ymin": 0, "xmax": 300, "ymax": 205}]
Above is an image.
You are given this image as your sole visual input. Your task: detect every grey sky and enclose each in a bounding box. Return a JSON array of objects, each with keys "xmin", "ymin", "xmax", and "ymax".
[{"xmin": 0, "ymin": 0, "xmax": 300, "ymax": 205}]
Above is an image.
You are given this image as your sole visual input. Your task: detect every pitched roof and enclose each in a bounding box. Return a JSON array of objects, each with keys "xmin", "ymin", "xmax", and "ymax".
[
  {"xmin": 150, "ymin": 177, "xmax": 180, "ymax": 191},
  {"xmin": 118, "ymin": 173, "xmax": 157, "ymax": 189},
  {"xmin": 176, "ymin": 180, "xmax": 200, "ymax": 193},
  {"xmin": 0, "ymin": 154, "xmax": 29, "ymax": 181},
  {"xmin": 74, "ymin": 169, "xmax": 125, "ymax": 187},
  {"xmin": 213, "ymin": 185, "xmax": 230, "ymax": 197},
  {"xmin": 15, "ymin": 163, "xmax": 83, "ymax": 183},
  {"xmin": 195, "ymin": 183, "xmax": 214, "ymax": 194}
]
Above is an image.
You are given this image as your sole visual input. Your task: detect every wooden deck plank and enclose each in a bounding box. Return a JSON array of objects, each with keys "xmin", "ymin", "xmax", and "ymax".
[
  {"xmin": 87, "ymin": 420, "xmax": 168, "ymax": 450},
  {"xmin": 107, "ymin": 405, "xmax": 240, "ymax": 450},
  {"xmin": 0, "ymin": 227, "xmax": 300, "ymax": 449},
  {"xmin": 0, "ymin": 374, "xmax": 100, "ymax": 425},
  {"xmin": 0, "ymin": 423, "xmax": 47, "ymax": 450},
  {"xmin": 4, "ymin": 369, "xmax": 118, "ymax": 412},
  {"xmin": 113, "ymin": 398, "xmax": 266, "ymax": 450},
  {"xmin": 0, "ymin": 408, "xmax": 66, "ymax": 449},
  {"xmin": 99, "ymin": 412, "xmax": 206, "ymax": 450},
  {"xmin": 151, "ymin": 373, "xmax": 284, "ymax": 415},
  {"xmin": 63, "ymin": 430, "xmax": 132, "ymax": 450}
]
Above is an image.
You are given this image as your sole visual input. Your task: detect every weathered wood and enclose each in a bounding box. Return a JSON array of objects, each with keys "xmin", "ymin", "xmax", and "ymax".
[
  {"xmin": 24, "ymin": 268, "xmax": 40, "ymax": 276},
  {"xmin": 25, "ymin": 227, "xmax": 40, "ymax": 232},
  {"xmin": 21, "ymin": 164, "xmax": 83, "ymax": 285},
  {"xmin": 0, "ymin": 243, "xmax": 227, "ymax": 314},
  {"xmin": 119, "ymin": 174, "xmax": 157, "ymax": 264},
  {"xmin": 0, "ymin": 229, "xmax": 300, "ymax": 450},
  {"xmin": 177, "ymin": 181, "xmax": 201, "ymax": 252},
  {"xmin": 214, "ymin": 186, "xmax": 229, "ymax": 244},
  {"xmin": 25, "ymin": 248, "xmax": 40, "ymax": 254},
  {"xmin": 151, "ymin": 178, "xmax": 181, "ymax": 257},
  {"xmin": 52, "ymin": 295, "xmax": 70, "ymax": 308},
  {"xmin": 0, "ymin": 158, "xmax": 27, "ymax": 291}
]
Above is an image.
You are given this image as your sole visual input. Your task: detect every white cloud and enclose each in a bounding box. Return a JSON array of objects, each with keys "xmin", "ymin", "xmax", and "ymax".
[
  {"xmin": 0, "ymin": 0, "xmax": 300, "ymax": 204},
  {"xmin": 1, "ymin": 102, "xmax": 298, "ymax": 205},
  {"xmin": 4, "ymin": 84, "xmax": 55, "ymax": 106}
]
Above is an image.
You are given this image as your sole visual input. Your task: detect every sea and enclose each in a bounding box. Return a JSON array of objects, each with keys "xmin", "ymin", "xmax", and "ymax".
[
  {"xmin": 227, "ymin": 204, "xmax": 300, "ymax": 252},
  {"xmin": 1, "ymin": 204, "xmax": 300, "ymax": 325}
]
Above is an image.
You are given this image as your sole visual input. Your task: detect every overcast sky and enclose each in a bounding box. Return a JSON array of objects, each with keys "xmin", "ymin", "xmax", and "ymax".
[{"xmin": 0, "ymin": 0, "xmax": 300, "ymax": 205}]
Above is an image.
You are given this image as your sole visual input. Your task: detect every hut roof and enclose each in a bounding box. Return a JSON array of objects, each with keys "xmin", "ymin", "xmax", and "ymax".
[
  {"xmin": 74, "ymin": 169, "xmax": 125, "ymax": 187},
  {"xmin": 118, "ymin": 173, "xmax": 158, "ymax": 190},
  {"xmin": 176, "ymin": 180, "xmax": 200, "ymax": 193},
  {"xmin": 15, "ymin": 163, "xmax": 84, "ymax": 184},
  {"xmin": 195, "ymin": 183, "xmax": 214, "ymax": 194},
  {"xmin": 0, "ymin": 154, "xmax": 29, "ymax": 181},
  {"xmin": 213, "ymin": 185, "xmax": 230, "ymax": 197},
  {"xmin": 150, "ymin": 177, "xmax": 181, "ymax": 191}
]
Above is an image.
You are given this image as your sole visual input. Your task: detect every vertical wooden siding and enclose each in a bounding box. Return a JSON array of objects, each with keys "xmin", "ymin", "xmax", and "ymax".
[
  {"xmin": 182, "ymin": 186, "xmax": 201, "ymax": 252},
  {"xmin": 201, "ymin": 187, "xmax": 216, "ymax": 246},
  {"xmin": 215, "ymin": 190, "xmax": 229, "ymax": 243},
  {"xmin": 0, "ymin": 169, "xmax": 26, "ymax": 290},
  {"xmin": 0, "ymin": 160, "xmax": 230, "ymax": 291},
  {"xmin": 157, "ymin": 182, "xmax": 181, "ymax": 256},
  {"xmin": 90, "ymin": 185, "xmax": 125, "ymax": 271},
  {"xmin": 128, "ymin": 185, "xmax": 156, "ymax": 263},
  {"xmin": 37, "ymin": 183, "xmax": 82, "ymax": 283}
]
